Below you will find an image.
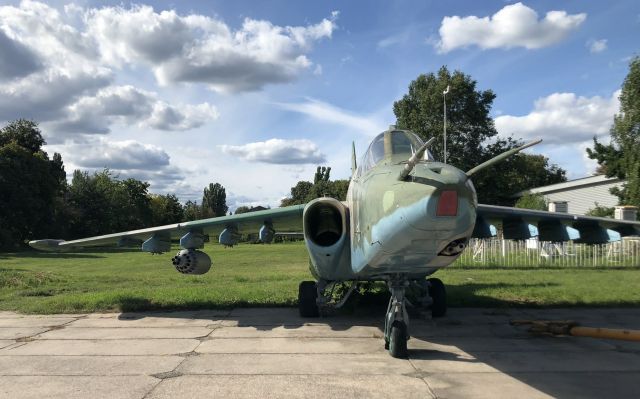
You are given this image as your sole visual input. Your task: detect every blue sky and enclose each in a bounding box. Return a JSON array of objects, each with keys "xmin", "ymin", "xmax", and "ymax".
[{"xmin": 0, "ymin": 1, "xmax": 638, "ymax": 209}]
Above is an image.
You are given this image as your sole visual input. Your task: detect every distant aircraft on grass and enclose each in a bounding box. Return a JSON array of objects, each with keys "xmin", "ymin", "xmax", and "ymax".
[{"xmin": 31, "ymin": 126, "xmax": 640, "ymax": 358}]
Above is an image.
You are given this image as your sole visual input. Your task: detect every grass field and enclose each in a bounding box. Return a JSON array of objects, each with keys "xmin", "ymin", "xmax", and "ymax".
[{"xmin": 1, "ymin": 241, "xmax": 640, "ymax": 314}]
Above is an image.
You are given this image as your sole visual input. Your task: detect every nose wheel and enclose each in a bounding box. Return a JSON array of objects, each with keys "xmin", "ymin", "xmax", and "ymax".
[{"xmin": 387, "ymin": 321, "xmax": 408, "ymax": 358}]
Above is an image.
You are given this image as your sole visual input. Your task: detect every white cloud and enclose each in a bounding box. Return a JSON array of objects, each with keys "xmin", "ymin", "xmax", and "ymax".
[
  {"xmin": 495, "ymin": 91, "xmax": 620, "ymax": 144},
  {"xmin": 276, "ymin": 98, "xmax": 385, "ymax": 136},
  {"xmin": 437, "ymin": 2, "xmax": 586, "ymax": 53},
  {"xmin": 66, "ymin": 138, "xmax": 170, "ymax": 170},
  {"xmin": 0, "ymin": 2, "xmax": 220, "ymax": 141},
  {"xmin": 219, "ymin": 138, "xmax": 326, "ymax": 164},
  {"xmin": 49, "ymin": 86, "xmax": 218, "ymax": 136},
  {"xmin": 85, "ymin": 5, "xmax": 338, "ymax": 92},
  {"xmin": 587, "ymin": 39, "xmax": 607, "ymax": 53},
  {"xmin": 146, "ymin": 102, "xmax": 219, "ymax": 131},
  {"xmin": 0, "ymin": 0, "xmax": 332, "ymax": 145},
  {"xmin": 0, "ymin": 68, "xmax": 113, "ymax": 125},
  {"xmin": 48, "ymin": 137, "xmax": 190, "ymax": 193}
]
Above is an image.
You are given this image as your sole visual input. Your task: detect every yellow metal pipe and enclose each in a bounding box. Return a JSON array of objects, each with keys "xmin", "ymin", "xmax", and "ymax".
[
  {"xmin": 570, "ymin": 326, "xmax": 640, "ymax": 342},
  {"xmin": 511, "ymin": 319, "xmax": 640, "ymax": 342}
]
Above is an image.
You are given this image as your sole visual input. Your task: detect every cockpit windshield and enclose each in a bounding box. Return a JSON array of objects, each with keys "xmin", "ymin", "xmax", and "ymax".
[{"xmin": 359, "ymin": 130, "xmax": 436, "ymax": 175}]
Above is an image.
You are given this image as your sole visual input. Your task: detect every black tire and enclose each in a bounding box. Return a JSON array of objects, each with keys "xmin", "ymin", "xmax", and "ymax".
[
  {"xmin": 388, "ymin": 321, "xmax": 408, "ymax": 358},
  {"xmin": 428, "ymin": 278, "xmax": 447, "ymax": 317},
  {"xmin": 298, "ymin": 281, "xmax": 319, "ymax": 317}
]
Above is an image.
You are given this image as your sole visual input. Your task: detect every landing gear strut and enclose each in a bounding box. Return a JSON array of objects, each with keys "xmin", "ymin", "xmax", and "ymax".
[
  {"xmin": 384, "ymin": 276, "xmax": 448, "ymax": 358},
  {"xmin": 384, "ymin": 278, "xmax": 410, "ymax": 358},
  {"xmin": 298, "ymin": 281, "xmax": 319, "ymax": 317}
]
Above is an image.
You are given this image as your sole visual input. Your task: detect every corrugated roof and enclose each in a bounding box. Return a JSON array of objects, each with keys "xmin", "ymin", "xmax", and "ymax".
[{"xmin": 514, "ymin": 175, "xmax": 623, "ymax": 197}]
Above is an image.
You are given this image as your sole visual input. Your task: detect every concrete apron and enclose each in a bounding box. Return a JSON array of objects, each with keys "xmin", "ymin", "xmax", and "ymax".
[{"xmin": 0, "ymin": 308, "xmax": 639, "ymax": 399}]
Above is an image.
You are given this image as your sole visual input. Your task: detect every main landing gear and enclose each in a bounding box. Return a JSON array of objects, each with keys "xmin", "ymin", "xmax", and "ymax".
[
  {"xmin": 298, "ymin": 281, "xmax": 320, "ymax": 317},
  {"xmin": 297, "ymin": 280, "xmax": 359, "ymax": 317},
  {"xmin": 298, "ymin": 277, "xmax": 447, "ymax": 358}
]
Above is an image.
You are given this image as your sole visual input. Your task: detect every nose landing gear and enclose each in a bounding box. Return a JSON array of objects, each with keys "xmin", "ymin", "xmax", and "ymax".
[
  {"xmin": 384, "ymin": 276, "xmax": 448, "ymax": 358},
  {"xmin": 299, "ymin": 276, "xmax": 448, "ymax": 358},
  {"xmin": 384, "ymin": 278, "xmax": 410, "ymax": 358}
]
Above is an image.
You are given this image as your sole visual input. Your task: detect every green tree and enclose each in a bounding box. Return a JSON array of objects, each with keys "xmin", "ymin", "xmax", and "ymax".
[
  {"xmin": 280, "ymin": 167, "xmax": 350, "ymax": 206},
  {"xmin": 183, "ymin": 200, "xmax": 202, "ymax": 221},
  {"xmin": 202, "ymin": 182, "xmax": 228, "ymax": 217},
  {"xmin": 234, "ymin": 206, "xmax": 251, "ymax": 214},
  {"xmin": 394, "ymin": 66, "xmax": 497, "ymax": 171},
  {"xmin": 587, "ymin": 57, "xmax": 640, "ymax": 213},
  {"xmin": 150, "ymin": 194, "xmax": 184, "ymax": 225},
  {"xmin": 314, "ymin": 166, "xmax": 331, "ymax": 184},
  {"xmin": 331, "ymin": 179, "xmax": 350, "ymax": 201},
  {"xmin": 280, "ymin": 181, "xmax": 313, "ymax": 206},
  {"xmin": 0, "ymin": 120, "xmax": 66, "ymax": 248},
  {"xmin": 394, "ymin": 66, "xmax": 565, "ymax": 205},
  {"xmin": 515, "ymin": 193, "xmax": 547, "ymax": 211},
  {"xmin": 480, "ymin": 139, "xmax": 566, "ymax": 204},
  {"xmin": 66, "ymin": 170, "xmax": 154, "ymax": 237},
  {"xmin": 121, "ymin": 178, "xmax": 152, "ymax": 228},
  {"xmin": 0, "ymin": 119, "xmax": 46, "ymax": 153},
  {"xmin": 585, "ymin": 203, "xmax": 615, "ymax": 218}
]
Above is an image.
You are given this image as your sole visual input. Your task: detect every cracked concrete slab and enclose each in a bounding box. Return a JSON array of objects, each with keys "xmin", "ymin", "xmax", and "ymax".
[
  {"xmin": 178, "ymin": 353, "xmax": 416, "ymax": 375},
  {"xmin": 0, "ymin": 307, "xmax": 638, "ymax": 399},
  {"xmin": 0, "ymin": 312, "xmax": 87, "ymax": 319},
  {"xmin": 411, "ymin": 349, "xmax": 640, "ymax": 373},
  {"xmin": 2, "ymin": 339, "xmax": 200, "ymax": 356},
  {"xmin": 0, "ymin": 317, "xmax": 78, "ymax": 328},
  {"xmin": 38, "ymin": 326, "xmax": 213, "ymax": 339},
  {"xmin": 146, "ymin": 374, "xmax": 434, "ymax": 399},
  {"xmin": 0, "ymin": 355, "xmax": 183, "ymax": 376},
  {"xmin": 409, "ymin": 335, "xmax": 619, "ymax": 353},
  {"xmin": 425, "ymin": 371, "xmax": 640, "ymax": 399},
  {"xmin": 68, "ymin": 316, "xmax": 217, "ymax": 328},
  {"xmin": 0, "ymin": 340, "xmax": 15, "ymax": 349},
  {"xmin": 425, "ymin": 372, "xmax": 553, "ymax": 399},
  {"xmin": 0, "ymin": 327, "xmax": 49, "ymax": 340},
  {"xmin": 197, "ymin": 337, "xmax": 384, "ymax": 354},
  {"xmin": 209, "ymin": 324, "xmax": 384, "ymax": 338},
  {"xmin": 0, "ymin": 376, "xmax": 159, "ymax": 399}
]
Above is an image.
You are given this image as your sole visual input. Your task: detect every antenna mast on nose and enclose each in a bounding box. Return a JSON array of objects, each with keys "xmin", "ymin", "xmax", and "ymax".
[{"xmin": 398, "ymin": 137, "xmax": 435, "ymax": 181}]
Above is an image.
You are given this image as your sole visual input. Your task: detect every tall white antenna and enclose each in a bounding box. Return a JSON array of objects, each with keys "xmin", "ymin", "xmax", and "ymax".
[{"xmin": 443, "ymin": 85, "xmax": 450, "ymax": 164}]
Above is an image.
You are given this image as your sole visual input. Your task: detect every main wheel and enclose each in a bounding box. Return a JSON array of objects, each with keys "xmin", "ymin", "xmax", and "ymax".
[
  {"xmin": 388, "ymin": 321, "xmax": 408, "ymax": 358},
  {"xmin": 428, "ymin": 278, "xmax": 447, "ymax": 317},
  {"xmin": 298, "ymin": 281, "xmax": 319, "ymax": 317}
]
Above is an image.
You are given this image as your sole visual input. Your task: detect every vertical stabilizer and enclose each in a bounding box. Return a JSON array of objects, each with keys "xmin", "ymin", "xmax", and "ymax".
[{"xmin": 351, "ymin": 141, "xmax": 357, "ymax": 175}]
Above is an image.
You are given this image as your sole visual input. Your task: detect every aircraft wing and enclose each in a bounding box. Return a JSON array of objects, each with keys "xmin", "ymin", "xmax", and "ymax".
[
  {"xmin": 474, "ymin": 204, "xmax": 640, "ymax": 243},
  {"xmin": 29, "ymin": 204, "xmax": 305, "ymax": 252}
]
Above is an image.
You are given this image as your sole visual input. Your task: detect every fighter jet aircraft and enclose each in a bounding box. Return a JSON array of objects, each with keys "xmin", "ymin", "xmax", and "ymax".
[{"xmin": 30, "ymin": 126, "xmax": 640, "ymax": 358}]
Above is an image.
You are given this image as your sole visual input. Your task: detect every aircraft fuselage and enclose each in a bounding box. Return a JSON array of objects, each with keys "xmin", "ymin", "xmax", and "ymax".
[{"xmin": 303, "ymin": 128, "xmax": 477, "ymax": 282}]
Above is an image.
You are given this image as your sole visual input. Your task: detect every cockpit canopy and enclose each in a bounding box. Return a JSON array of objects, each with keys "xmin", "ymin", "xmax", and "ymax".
[{"xmin": 359, "ymin": 129, "xmax": 435, "ymax": 175}]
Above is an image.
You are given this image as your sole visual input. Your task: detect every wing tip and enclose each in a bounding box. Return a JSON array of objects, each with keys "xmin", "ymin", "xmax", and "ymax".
[{"xmin": 28, "ymin": 239, "xmax": 67, "ymax": 252}]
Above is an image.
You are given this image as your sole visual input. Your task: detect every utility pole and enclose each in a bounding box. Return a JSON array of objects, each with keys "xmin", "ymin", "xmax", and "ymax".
[{"xmin": 442, "ymin": 85, "xmax": 450, "ymax": 164}]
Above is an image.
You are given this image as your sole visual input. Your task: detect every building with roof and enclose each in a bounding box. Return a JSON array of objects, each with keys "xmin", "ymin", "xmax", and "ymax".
[{"xmin": 514, "ymin": 175, "xmax": 624, "ymax": 215}]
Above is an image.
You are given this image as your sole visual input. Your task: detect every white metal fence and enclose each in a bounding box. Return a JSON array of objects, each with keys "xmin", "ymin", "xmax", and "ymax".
[{"xmin": 454, "ymin": 237, "xmax": 640, "ymax": 267}]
